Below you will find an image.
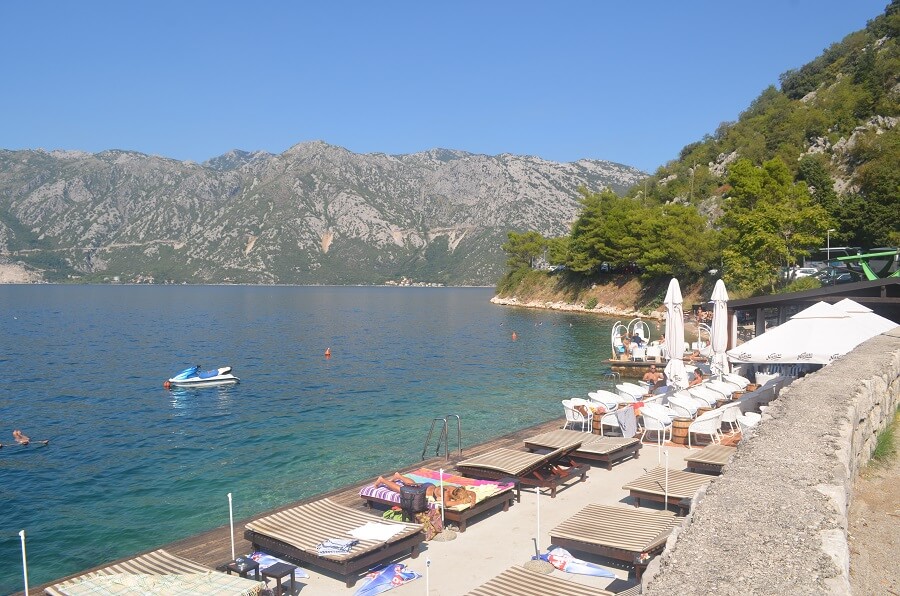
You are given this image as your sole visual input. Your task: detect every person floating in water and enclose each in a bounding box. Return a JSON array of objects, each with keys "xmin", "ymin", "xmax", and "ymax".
[{"xmin": 13, "ymin": 430, "xmax": 30, "ymax": 445}]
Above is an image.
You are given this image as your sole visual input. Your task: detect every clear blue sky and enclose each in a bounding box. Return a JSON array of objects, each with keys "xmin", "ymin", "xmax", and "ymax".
[{"xmin": 0, "ymin": 1, "xmax": 889, "ymax": 172}]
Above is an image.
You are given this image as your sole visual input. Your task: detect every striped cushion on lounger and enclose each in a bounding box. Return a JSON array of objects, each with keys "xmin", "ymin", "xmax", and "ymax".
[
  {"xmin": 551, "ymin": 504, "xmax": 679, "ymax": 556},
  {"xmin": 466, "ymin": 565, "xmax": 613, "ymax": 596},
  {"xmin": 622, "ymin": 467, "xmax": 711, "ymax": 500},
  {"xmin": 524, "ymin": 429, "xmax": 637, "ymax": 456},
  {"xmin": 456, "ymin": 444, "xmax": 578, "ymax": 477},
  {"xmin": 245, "ymin": 498, "xmax": 422, "ymax": 562},
  {"xmin": 45, "ymin": 549, "xmax": 263, "ymax": 596}
]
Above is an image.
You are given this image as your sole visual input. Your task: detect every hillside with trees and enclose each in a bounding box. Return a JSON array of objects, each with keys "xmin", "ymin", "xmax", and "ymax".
[{"xmin": 501, "ymin": 1, "xmax": 899, "ymax": 299}]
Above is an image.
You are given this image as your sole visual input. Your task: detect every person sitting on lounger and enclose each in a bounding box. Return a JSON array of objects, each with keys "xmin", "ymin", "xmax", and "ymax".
[
  {"xmin": 375, "ymin": 472, "xmax": 477, "ymax": 507},
  {"xmin": 689, "ymin": 370, "xmax": 704, "ymax": 387},
  {"xmin": 642, "ymin": 365, "xmax": 664, "ymax": 388}
]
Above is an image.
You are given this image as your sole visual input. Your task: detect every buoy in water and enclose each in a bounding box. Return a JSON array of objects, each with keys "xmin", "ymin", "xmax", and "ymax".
[{"xmin": 511, "ymin": 332, "xmax": 518, "ymax": 341}]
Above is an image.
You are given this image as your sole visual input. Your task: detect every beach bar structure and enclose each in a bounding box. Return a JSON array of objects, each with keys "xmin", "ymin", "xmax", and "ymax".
[{"xmin": 728, "ymin": 278, "xmax": 900, "ymax": 343}]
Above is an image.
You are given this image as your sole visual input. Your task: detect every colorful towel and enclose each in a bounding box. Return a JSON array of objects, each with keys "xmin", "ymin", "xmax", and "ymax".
[
  {"xmin": 359, "ymin": 468, "xmax": 514, "ymax": 511},
  {"xmin": 354, "ymin": 563, "xmax": 420, "ymax": 596},
  {"xmin": 536, "ymin": 547, "xmax": 616, "ymax": 578},
  {"xmin": 316, "ymin": 538, "xmax": 358, "ymax": 556}
]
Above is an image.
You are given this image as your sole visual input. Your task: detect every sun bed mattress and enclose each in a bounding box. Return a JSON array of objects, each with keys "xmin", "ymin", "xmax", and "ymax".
[
  {"xmin": 684, "ymin": 444, "xmax": 736, "ymax": 473},
  {"xmin": 359, "ymin": 468, "xmax": 514, "ymax": 512},
  {"xmin": 466, "ymin": 565, "xmax": 613, "ymax": 596},
  {"xmin": 45, "ymin": 549, "xmax": 263, "ymax": 596},
  {"xmin": 622, "ymin": 467, "xmax": 711, "ymax": 499},
  {"xmin": 456, "ymin": 444, "xmax": 577, "ymax": 476},
  {"xmin": 550, "ymin": 504, "xmax": 678, "ymax": 555}
]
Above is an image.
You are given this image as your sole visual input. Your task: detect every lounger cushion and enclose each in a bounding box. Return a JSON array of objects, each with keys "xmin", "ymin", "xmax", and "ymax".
[
  {"xmin": 524, "ymin": 429, "xmax": 638, "ymax": 456},
  {"xmin": 456, "ymin": 444, "xmax": 577, "ymax": 477},
  {"xmin": 359, "ymin": 468, "xmax": 515, "ymax": 511},
  {"xmin": 622, "ymin": 467, "xmax": 712, "ymax": 500},
  {"xmin": 245, "ymin": 498, "xmax": 422, "ymax": 562},
  {"xmin": 551, "ymin": 504, "xmax": 678, "ymax": 555},
  {"xmin": 466, "ymin": 565, "xmax": 612, "ymax": 596},
  {"xmin": 45, "ymin": 549, "xmax": 263, "ymax": 596}
]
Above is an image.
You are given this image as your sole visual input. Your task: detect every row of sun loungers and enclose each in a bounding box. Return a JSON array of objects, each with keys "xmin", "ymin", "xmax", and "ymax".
[{"xmin": 44, "ymin": 421, "xmax": 726, "ymax": 593}]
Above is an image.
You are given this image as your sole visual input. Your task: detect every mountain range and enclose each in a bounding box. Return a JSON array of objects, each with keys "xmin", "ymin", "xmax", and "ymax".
[{"xmin": 0, "ymin": 141, "xmax": 644, "ymax": 285}]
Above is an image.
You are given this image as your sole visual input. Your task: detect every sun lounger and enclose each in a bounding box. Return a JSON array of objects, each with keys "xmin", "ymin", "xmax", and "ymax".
[
  {"xmin": 684, "ymin": 444, "xmax": 736, "ymax": 474},
  {"xmin": 455, "ymin": 444, "xmax": 589, "ymax": 499},
  {"xmin": 622, "ymin": 467, "xmax": 712, "ymax": 515},
  {"xmin": 44, "ymin": 548, "xmax": 263, "ymax": 595},
  {"xmin": 522, "ymin": 429, "xmax": 641, "ymax": 470},
  {"xmin": 244, "ymin": 498, "xmax": 424, "ymax": 587},
  {"xmin": 549, "ymin": 504, "xmax": 679, "ymax": 581},
  {"xmin": 466, "ymin": 565, "xmax": 615, "ymax": 596},
  {"xmin": 359, "ymin": 468, "xmax": 516, "ymax": 532}
]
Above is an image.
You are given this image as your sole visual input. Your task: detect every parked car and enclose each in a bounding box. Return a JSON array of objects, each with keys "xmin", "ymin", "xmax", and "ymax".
[
  {"xmin": 792, "ymin": 267, "xmax": 820, "ymax": 279},
  {"xmin": 815, "ymin": 267, "xmax": 862, "ymax": 285}
]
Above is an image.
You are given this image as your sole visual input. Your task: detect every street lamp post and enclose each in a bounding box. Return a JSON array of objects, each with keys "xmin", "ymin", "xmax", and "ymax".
[{"xmin": 826, "ymin": 228, "xmax": 836, "ymax": 266}]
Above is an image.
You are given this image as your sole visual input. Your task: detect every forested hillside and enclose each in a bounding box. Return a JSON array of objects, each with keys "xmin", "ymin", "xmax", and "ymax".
[{"xmin": 503, "ymin": 1, "xmax": 899, "ymax": 297}]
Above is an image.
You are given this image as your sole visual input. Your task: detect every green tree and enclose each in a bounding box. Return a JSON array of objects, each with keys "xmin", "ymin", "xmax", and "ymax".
[
  {"xmin": 720, "ymin": 158, "xmax": 831, "ymax": 293},
  {"xmin": 639, "ymin": 203, "xmax": 718, "ymax": 278},
  {"xmin": 501, "ymin": 230, "xmax": 547, "ymax": 271}
]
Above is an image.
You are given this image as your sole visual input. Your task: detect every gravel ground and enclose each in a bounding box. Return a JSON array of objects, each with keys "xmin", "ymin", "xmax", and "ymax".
[
  {"xmin": 848, "ymin": 425, "xmax": 900, "ymax": 595},
  {"xmin": 644, "ymin": 335, "xmax": 899, "ymax": 596}
]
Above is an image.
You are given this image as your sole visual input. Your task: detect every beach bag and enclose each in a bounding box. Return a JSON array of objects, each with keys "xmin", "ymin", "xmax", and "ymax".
[{"xmin": 415, "ymin": 508, "xmax": 443, "ymax": 540}]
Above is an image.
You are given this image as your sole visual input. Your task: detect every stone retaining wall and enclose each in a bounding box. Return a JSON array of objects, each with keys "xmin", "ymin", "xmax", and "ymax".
[{"xmin": 642, "ymin": 328, "xmax": 900, "ymax": 595}]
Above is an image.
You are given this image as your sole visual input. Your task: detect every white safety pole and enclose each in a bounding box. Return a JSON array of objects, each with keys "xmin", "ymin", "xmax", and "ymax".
[
  {"xmin": 439, "ymin": 468, "xmax": 445, "ymax": 525},
  {"xmin": 20, "ymin": 530, "xmax": 29, "ymax": 596},
  {"xmin": 425, "ymin": 558, "xmax": 431, "ymax": 594},
  {"xmin": 536, "ymin": 487, "xmax": 541, "ymax": 553},
  {"xmin": 664, "ymin": 450, "xmax": 670, "ymax": 511},
  {"xmin": 228, "ymin": 493, "xmax": 235, "ymax": 561}
]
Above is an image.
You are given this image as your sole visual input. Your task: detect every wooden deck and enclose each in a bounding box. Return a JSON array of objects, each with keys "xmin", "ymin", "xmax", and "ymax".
[{"xmin": 30, "ymin": 417, "xmax": 568, "ymax": 594}]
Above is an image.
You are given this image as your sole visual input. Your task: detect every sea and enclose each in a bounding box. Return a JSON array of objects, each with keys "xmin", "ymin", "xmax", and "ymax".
[{"xmin": 0, "ymin": 285, "xmax": 622, "ymax": 593}]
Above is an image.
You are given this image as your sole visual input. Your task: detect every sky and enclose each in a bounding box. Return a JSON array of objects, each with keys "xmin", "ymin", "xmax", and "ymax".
[{"xmin": 0, "ymin": 1, "xmax": 890, "ymax": 173}]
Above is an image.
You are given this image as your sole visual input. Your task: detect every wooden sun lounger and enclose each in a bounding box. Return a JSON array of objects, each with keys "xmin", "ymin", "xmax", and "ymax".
[
  {"xmin": 45, "ymin": 548, "xmax": 264, "ymax": 595},
  {"xmin": 622, "ymin": 467, "xmax": 712, "ymax": 515},
  {"xmin": 359, "ymin": 472, "xmax": 515, "ymax": 532},
  {"xmin": 244, "ymin": 498, "xmax": 424, "ymax": 587},
  {"xmin": 684, "ymin": 444, "xmax": 737, "ymax": 474},
  {"xmin": 466, "ymin": 565, "xmax": 615, "ymax": 596},
  {"xmin": 523, "ymin": 429, "xmax": 641, "ymax": 470},
  {"xmin": 455, "ymin": 444, "xmax": 589, "ymax": 499},
  {"xmin": 549, "ymin": 504, "xmax": 679, "ymax": 581}
]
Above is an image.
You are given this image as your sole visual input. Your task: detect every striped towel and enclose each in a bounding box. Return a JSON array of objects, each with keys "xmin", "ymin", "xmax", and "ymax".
[{"xmin": 316, "ymin": 538, "xmax": 359, "ymax": 556}]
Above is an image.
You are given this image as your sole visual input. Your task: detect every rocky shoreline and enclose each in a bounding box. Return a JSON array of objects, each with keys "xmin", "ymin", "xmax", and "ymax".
[{"xmin": 490, "ymin": 294, "xmax": 665, "ymax": 320}]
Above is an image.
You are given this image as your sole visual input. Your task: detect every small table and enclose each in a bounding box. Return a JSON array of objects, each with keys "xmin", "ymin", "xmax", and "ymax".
[
  {"xmin": 262, "ymin": 561, "xmax": 298, "ymax": 595},
  {"xmin": 225, "ymin": 557, "xmax": 260, "ymax": 581}
]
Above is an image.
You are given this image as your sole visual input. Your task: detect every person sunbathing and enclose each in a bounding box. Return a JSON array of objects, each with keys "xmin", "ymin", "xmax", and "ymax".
[{"xmin": 374, "ymin": 472, "xmax": 477, "ymax": 507}]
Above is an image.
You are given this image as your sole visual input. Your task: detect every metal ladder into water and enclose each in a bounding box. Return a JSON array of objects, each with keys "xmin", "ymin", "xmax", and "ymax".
[{"xmin": 421, "ymin": 414, "xmax": 462, "ymax": 461}]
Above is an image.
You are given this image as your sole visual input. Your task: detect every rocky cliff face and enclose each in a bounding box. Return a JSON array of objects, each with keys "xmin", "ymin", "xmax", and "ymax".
[{"xmin": 0, "ymin": 141, "xmax": 644, "ymax": 285}]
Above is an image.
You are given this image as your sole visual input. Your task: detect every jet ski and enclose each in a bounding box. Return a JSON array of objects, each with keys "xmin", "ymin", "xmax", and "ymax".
[{"xmin": 164, "ymin": 365, "xmax": 240, "ymax": 388}]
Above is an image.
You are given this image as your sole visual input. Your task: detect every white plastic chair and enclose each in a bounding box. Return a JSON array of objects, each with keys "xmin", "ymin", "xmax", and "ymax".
[
  {"xmin": 705, "ymin": 379, "xmax": 739, "ymax": 398},
  {"xmin": 666, "ymin": 393, "xmax": 699, "ymax": 418},
  {"xmin": 645, "ymin": 345, "xmax": 661, "ymax": 362},
  {"xmin": 616, "ymin": 383, "xmax": 645, "ymax": 401},
  {"xmin": 631, "ymin": 346, "xmax": 646, "ymax": 361},
  {"xmin": 687, "ymin": 386, "xmax": 722, "ymax": 406},
  {"xmin": 723, "ymin": 373, "xmax": 751, "ymax": 389},
  {"xmin": 562, "ymin": 399, "xmax": 592, "ymax": 432},
  {"xmin": 719, "ymin": 402, "xmax": 742, "ymax": 434},
  {"xmin": 588, "ymin": 390, "xmax": 620, "ymax": 411},
  {"xmin": 687, "ymin": 410, "xmax": 723, "ymax": 449},
  {"xmin": 737, "ymin": 412, "xmax": 762, "ymax": 433},
  {"xmin": 640, "ymin": 403, "xmax": 674, "ymax": 445}
]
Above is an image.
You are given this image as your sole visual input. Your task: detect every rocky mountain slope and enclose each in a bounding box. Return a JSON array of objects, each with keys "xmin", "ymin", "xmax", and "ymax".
[{"xmin": 0, "ymin": 142, "xmax": 643, "ymax": 285}]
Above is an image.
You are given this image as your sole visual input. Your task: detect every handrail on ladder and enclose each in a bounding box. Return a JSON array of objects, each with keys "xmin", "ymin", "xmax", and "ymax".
[{"xmin": 421, "ymin": 414, "xmax": 462, "ymax": 461}]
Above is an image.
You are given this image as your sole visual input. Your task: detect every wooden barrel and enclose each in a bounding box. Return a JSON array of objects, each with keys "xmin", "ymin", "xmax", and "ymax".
[
  {"xmin": 745, "ymin": 384, "xmax": 759, "ymax": 392},
  {"xmin": 696, "ymin": 407, "xmax": 712, "ymax": 417},
  {"xmin": 671, "ymin": 417, "xmax": 692, "ymax": 445},
  {"xmin": 731, "ymin": 390, "xmax": 746, "ymax": 401},
  {"xmin": 715, "ymin": 398, "xmax": 729, "ymax": 408}
]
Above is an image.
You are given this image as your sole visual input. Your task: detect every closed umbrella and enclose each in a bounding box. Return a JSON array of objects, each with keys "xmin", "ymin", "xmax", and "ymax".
[
  {"xmin": 663, "ymin": 279, "xmax": 689, "ymax": 389},
  {"xmin": 709, "ymin": 279, "xmax": 730, "ymax": 379}
]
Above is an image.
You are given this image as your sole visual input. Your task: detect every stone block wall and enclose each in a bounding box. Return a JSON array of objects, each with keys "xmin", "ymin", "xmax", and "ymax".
[{"xmin": 642, "ymin": 328, "xmax": 900, "ymax": 595}]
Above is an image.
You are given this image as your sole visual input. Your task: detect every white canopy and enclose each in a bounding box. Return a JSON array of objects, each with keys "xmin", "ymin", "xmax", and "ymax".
[
  {"xmin": 833, "ymin": 298, "xmax": 898, "ymax": 335},
  {"xmin": 709, "ymin": 279, "xmax": 729, "ymax": 378},
  {"xmin": 727, "ymin": 301, "xmax": 896, "ymax": 365}
]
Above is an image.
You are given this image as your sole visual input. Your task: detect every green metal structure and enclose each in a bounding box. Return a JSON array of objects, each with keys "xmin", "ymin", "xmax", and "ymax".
[{"xmin": 836, "ymin": 249, "xmax": 900, "ymax": 280}]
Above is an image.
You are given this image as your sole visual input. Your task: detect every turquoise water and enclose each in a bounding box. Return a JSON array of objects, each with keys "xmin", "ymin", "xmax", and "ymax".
[{"xmin": 0, "ymin": 286, "xmax": 617, "ymax": 592}]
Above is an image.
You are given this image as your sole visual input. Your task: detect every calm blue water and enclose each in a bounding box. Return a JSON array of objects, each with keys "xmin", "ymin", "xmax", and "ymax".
[{"xmin": 0, "ymin": 285, "xmax": 617, "ymax": 592}]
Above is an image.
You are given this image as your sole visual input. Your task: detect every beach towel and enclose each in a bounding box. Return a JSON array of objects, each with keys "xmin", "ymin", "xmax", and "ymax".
[
  {"xmin": 348, "ymin": 522, "xmax": 406, "ymax": 541},
  {"xmin": 359, "ymin": 469, "xmax": 514, "ymax": 512},
  {"xmin": 537, "ymin": 547, "xmax": 616, "ymax": 578},
  {"xmin": 615, "ymin": 406, "xmax": 638, "ymax": 438},
  {"xmin": 316, "ymin": 538, "xmax": 358, "ymax": 556},
  {"xmin": 354, "ymin": 563, "xmax": 420, "ymax": 596}
]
